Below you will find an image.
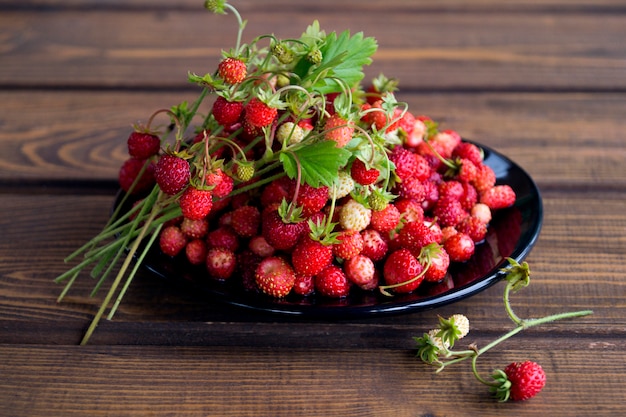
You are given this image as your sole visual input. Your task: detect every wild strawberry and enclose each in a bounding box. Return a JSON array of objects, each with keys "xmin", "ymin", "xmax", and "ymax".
[
  {"xmin": 396, "ymin": 109, "xmax": 416, "ymax": 137},
  {"xmin": 291, "ymin": 236, "xmax": 333, "ymax": 277},
  {"xmin": 438, "ymin": 180, "xmax": 464, "ymax": 202},
  {"xmin": 335, "ymin": 170, "xmax": 355, "ymax": 199},
  {"xmin": 360, "ymin": 229, "xmax": 388, "ymax": 262},
  {"xmin": 421, "ymin": 180, "xmax": 440, "ymax": 211},
  {"xmin": 261, "ymin": 205, "xmax": 306, "ymax": 251},
  {"xmin": 339, "ymin": 199, "xmax": 372, "ymax": 232},
  {"xmin": 382, "ymin": 248, "xmax": 424, "ymax": 294},
  {"xmin": 217, "ymin": 57, "xmax": 247, "ymax": 84},
  {"xmin": 389, "ymin": 146, "xmax": 418, "ymax": 181},
  {"xmin": 323, "ymin": 113, "xmax": 354, "ymax": 148},
  {"xmin": 315, "ymin": 265, "xmax": 351, "ymax": 298},
  {"xmin": 480, "ymin": 184, "xmax": 516, "ymax": 209},
  {"xmin": 293, "ymin": 274, "xmax": 314, "ymax": 296},
  {"xmin": 431, "ymin": 129, "xmax": 461, "ymax": 158},
  {"xmin": 154, "ymin": 154, "xmax": 190, "ymax": 195},
  {"xmin": 185, "ymin": 239, "xmax": 207, "ymax": 266},
  {"xmin": 370, "ymin": 204, "xmax": 401, "ymax": 234},
  {"xmin": 472, "ymin": 163, "xmax": 496, "ymax": 193},
  {"xmin": 118, "ymin": 158, "xmax": 156, "ymax": 194},
  {"xmin": 397, "ymin": 221, "xmax": 437, "ymax": 255},
  {"xmin": 395, "ymin": 176, "xmax": 426, "ymax": 202},
  {"xmin": 360, "ymin": 101, "xmax": 387, "ymax": 131},
  {"xmin": 159, "ymin": 225, "xmax": 187, "ymax": 257},
  {"xmin": 333, "ymin": 229, "xmax": 364, "ymax": 260},
  {"xmin": 127, "ymin": 131, "xmax": 160, "ymax": 159},
  {"xmin": 455, "ymin": 158, "xmax": 478, "ymax": 183},
  {"xmin": 471, "ymin": 203, "xmax": 492, "ymax": 224},
  {"xmin": 418, "ymin": 243, "xmax": 450, "ymax": 282},
  {"xmin": 502, "ymin": 361, "xmax": 546, "ymax": 401},
  {"xmin": 230, "ymin": 205, "xmax": 261, "ymax": 237},
  {"xmin": 292, "ymin": 183, "xmax": 329, "ymax": 218},
  {"xmin": 244, "ymin": 97, "xmax": 277, "ymax": 128},
  {"xmin": 248, "ymin": 235, "xmax": 275, "ymax": 257},
  {"xmin": 459, "ymin": 182, "xmax": 478, "ymax": 211},
  {"xmin": 206, "ymin": 247, "xmax": 236, "ymax": 280},
  {"xmin": 179, "ymin": 186, "xmax": 213, "ymax": 220},
  {"xmin": 343, "ymin": 254, "xmax": 376, "ymax": 286},
  {"xmin": 444, "ymin": 232, "xmax": 475, "ymax": 262},
  {"xmin": 206, "ymin": 226, "xmax": 240, "ymax": 252},
  {"xmin": 276, "ymin": 121, "xmax": 305, "ymax": 145},
  {"xmin": 395, "ymin": 198, "xmax": 425, "ymax": 223},
  {"xmin": 433, "ymin": 198, "xmax": 466, "ymax": 228},
  {"xmin": 404, "ymin": 115, "xmax": 426, "ymax": 148},
  {"xmin": 350, "ymin": 158, "xmax": 380, "ymax": 186},
  {"xmin": 255, "ymin": 256, "xmax": 296, "ymax": 298},
  {"xmin": 206, "ymin": 168, "xmax": 234, "ymax": 199},
  {"xmin": 180, "ymin": 217, "xmax": 209, "ymax": 239},
  {"xmin": 452, "ymin": 141, "xmax": 483, "ymax": 166},
  {"xmin": 457, "ymin": 215, "xmax": 488, "ymax": 243},
  {"xmin": 260, "ymin": 177, "xmax": 292, "ymax": 208},
  {"xmin": 365, "ymin": 73, "xmax": 398, "ymax": 104},
  {"xmin": 212, "ymin": 96, "xmax": 244, "ymax": 126}
]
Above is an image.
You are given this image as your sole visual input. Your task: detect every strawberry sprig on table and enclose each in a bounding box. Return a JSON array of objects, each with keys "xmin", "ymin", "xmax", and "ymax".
[
  {"xmin": 56, "ymin": 0, "xmax": 550, "ymax": 351},
  {"xmin": 415, "ymin": 259, "xmax": 592, "ymax": 401}
]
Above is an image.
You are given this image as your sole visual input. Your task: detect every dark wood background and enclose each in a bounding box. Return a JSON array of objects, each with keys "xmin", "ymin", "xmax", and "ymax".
[{"xmin": 1, "ymin": 1, "xmax": 624, "ymax": 416}]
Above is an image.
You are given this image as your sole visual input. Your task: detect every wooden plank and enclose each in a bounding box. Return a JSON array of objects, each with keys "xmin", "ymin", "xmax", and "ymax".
[
  {"xmin": 1, "ymin": 91, "xmax": 624, "ymax": 186},
  {"xmin": 0, "ymin": 190, "xmax": 620, "ymax": 346},
  {"xmin": 0, "ymin": 343, "xmax": 624, "ymax": 417},
  {"xmin": 1, "ymin": 8, "xmax": 625, "ymax": 90}
]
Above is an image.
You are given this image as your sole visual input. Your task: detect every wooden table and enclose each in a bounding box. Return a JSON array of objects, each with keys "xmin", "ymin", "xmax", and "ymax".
[{"xmin": 1, "ymin": 1, "xmax": 624, "ymax": 415}]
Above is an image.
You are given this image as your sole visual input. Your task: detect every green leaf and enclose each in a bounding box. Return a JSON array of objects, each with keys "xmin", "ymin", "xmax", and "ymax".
[
  {"xmin": 312, "ymin": 30, "xmax": 378, "ymax": 94},
  {"xmin": 279, "ymin": 141, "xmax": 351, "ymax": 188}
]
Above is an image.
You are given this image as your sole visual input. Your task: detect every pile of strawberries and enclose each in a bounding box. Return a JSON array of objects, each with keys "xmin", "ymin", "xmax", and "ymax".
[{"xmin": 117, "ymin": 3, "xmax": 516, "ymax": 302}]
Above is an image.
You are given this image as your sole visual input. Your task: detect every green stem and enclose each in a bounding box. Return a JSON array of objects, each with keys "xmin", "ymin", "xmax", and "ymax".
[{"xmin": 503, "ymin": 281, "xmax": 524, "ymax": 326}]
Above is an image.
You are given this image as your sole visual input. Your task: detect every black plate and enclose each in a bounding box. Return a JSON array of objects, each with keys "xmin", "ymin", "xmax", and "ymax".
[{"xmin": 124, "ymin": 141, "xmax": 543, "ymax": 318}]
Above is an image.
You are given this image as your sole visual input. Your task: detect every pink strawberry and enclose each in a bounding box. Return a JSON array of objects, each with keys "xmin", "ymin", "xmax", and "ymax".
[
  {"xmin": 248, "ymin": 235, "xmax": 275, "ymax": 257},
  {"xmin": 206, "ymin": 168, "xmax": 234, "ymax": 199},
  {"xmin": 255, "ymin": 256, "xmax": 296, "ymax": 298},
  {"xmin": 360, "ymin": 229, "xmax": 389, "ymax": 262},
  {"xmin": 154, "ymin": 154, "xmax": 190, "ymax": 195},
  {"xmin": 159, "ymin": 225, "xmax": 187, "ymax": 257},
  {"xmin": 472, "ymin": 163, "xmax": 496, "ymax": 193},
  {"xmin": 395, "ymin": 198, "xmax": 425, "ymax": 223},
  {"xmin": 127, "ymin": 131, "xmax": 160, "ymax": 159},
  {"xmin": 206, "ymin": 226, "xmax": 240, "ymax": 252},
  {"xmin": 244, "ymin": 98, "xmax": 277, "ymax": 128},
  {"xmin": 217, "ymin": 57, "xmax": 247, "ymax": 84},
  {"xmin": 118, "ymin": 158, "xmax": 155, "ymax": 194},
  {"xmin": 315, "ymin": 265, "xmax": 351, "ymax": 298},
  {"xmin": 389, "ymin": 146, "xmax": 418, "ymax": 181},
  {"xmin": 180, "ymin": 217, "xmax": 209, "ymax": 239},
  {"xmin": 179, "ymin": 186, "xmax": 213, "ymax": 220},
  {"xmin": 382, "ymin": 248, "xmax": 424, "ymax": 293},
  {"xmin": 452, "ymin": 141, "xmax": 483, "ymax": 166},
  {"xmin": 343, "ymin": 254, "xmax": 376, "ymax": 286},
  {"xmin": 205, "ymin": 247, "xmax": 236, "ymax": 280},
  {"xmin": 212, "ymin": 96, "xmax": 244, "ymax": 126},
  {"xmin": 456, "ymin": 215, "xmax": 488, "ymax": 243},
  {"xmin": 293, "ymin": 274, "xmax": 315, "ymax": 296},
  {"xmin": 323, "ymin": 114, "xmax": 354, "ymax": 147},
  {"xmin": 503, "ymin": 361, "xmax": 546, "ymax": 401},
  {"xmin": 480, "ymin": 184, "xmax": 516, "ymax": 209},
  {"xmin": 291, "ymin": 236, "xmax": 333, "ymax": 277}
]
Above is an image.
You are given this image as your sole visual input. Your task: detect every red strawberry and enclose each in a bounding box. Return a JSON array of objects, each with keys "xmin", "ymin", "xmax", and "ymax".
[
  {"xmin": 118, "ymin": 158, "xmax": 155, "ymax": 194},
  {"xmin": 255, "ymin": 256, "xmax": 296, "ymax": 298},
  {"xmin": 205, "ymin": 247, "xmax": 236, "ymax": 280},
  {"xmin": 154, "ymin": 154, "xmax": 190, "ymax": 195},
  {"xmin": 455, "ymin": 158, "xmax": 478, "ymax": 183},
  {"xmin": 360, "ymin": 101, "xmax": 388, "ymax": 131},
  {"xmin": 230, "ymin": 205, "xmax": 261, "ymax": 237},
  {"xmin": 291, "ymin": 236, "xmax": 333, "ymax": 277},
  {"xmin": 206, "ymin": 168, "xmax": 234, "ymax": 199},
  {"xmin": 333, "ymin": 229, "xmax": 364, "ymax": 260},
  {"xmin": 480, "ymin": 184, "xmax": 516, "ymax": 209},
  {"xmin": 315, "ymin": 265, "xmax": 351, "ymax": 298},
  {"xmin": 395, "ymin": 198, "xmax": 425, "ymax": 223},
  {"xmin": 292, "ymin": 183, "xmax": 329, "ymax": 217},
  {"xmin": 419, "ymin": 244, "xmax": 450, "ymax": 282},
  {"xmin": 343, "ymin": 254, "xmax": 376, "ymax": 286},
  {"xmin": 323, "ymin": 113, "xmax": 354, "ymax": 148},
  {"xmin": 443, "ymin": 232, "xmax": 475, "ymax": 262},
  {"xmin": 293, "ymin": 274, "xmax": 315, "ymax": 296},
  {"xmin": 261, "ymin": 206, "xmax": 306, "ymax": 251},
  {"xmin": 260, "ymin": 177, "xmax": 292, "ymax": 207},
  {"xmin": 212, "ymin": 96, "xmax": 244, "ymax": 126},
  {"xmin": 389, "ymin": 146, "xmax": 419, "ymax": 181},
  {"xmin": 472, "ymin": 163, "xmax": 496, "ymax": 193},
  {"xmin": 433, "ymin": 198, "xmax": 466, "ymax": 228},
  {"xmin": 459, "ymin": 182, "xmax": 478, "ymax": 211},
  {"xmin": 350, "ymin": 158, "xmax": 380, "ymax": 186},
  {"xmin": 456, "ymin": 215, "xmax": 487, "ymax": 243},
  {"xmin": 217, "ymin": 57, "xmax": 247, "ymax": 84},
  {"xmin": 244, "ymin": 98, "xmax": 277, "ymax": 128},
  {"xmin": 127, "ymin": 131, "xmax": 160, "ymax": 159},
  {"xmin": 370, "ymin": 204, "xmax": 401, "ymax": 234},
  {"xmin": 185, "ymin": 239, "xmax": 207, "ymax": 266},
  {"xmin": 503, "ymin": 361, "xmax": 546, "ymax": 401},
  {"xmin": 395, "ymin": 176, "xmax": 426, "ymax": 202},
  {"xmin": 397, "ymin": 221, "xmax": 437, "ymax": 254},
  {"xmin": 452, "ymin": 141, "xmax": 483, "ymax": 166},
  {"xmin": 206, "ymin": 226, "xmax": 240, "ymax": 252},
  {"xmin": 179, "ymin": 186, "xmax": 213, "ymax": 220},
  {"xmin": 159, "ymin": 225, "xmax": 187, "ymax": 257},
  {"xmin": 382, "ymin": 248, "xmax": 424, "ymax": 293}
]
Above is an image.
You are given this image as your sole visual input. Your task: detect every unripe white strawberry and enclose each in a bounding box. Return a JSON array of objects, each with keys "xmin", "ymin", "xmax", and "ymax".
[
  {"xmin": 335, "ymin": 170, "xmax": 355, "ymax": 199},
  {"xmin": 427, "ymin": 329, "xmax": 450, "ymax": 350},
  {"xmin": 339, "ymin": 199, "xmax": 371, "ymax": 231},
  {"xmin": 449, "ymin": 314, "xmax": 470, "ymax": 339},
  {"xmin": 276, "ymin": 122, "xmax": 305, "ymax": 145}
]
